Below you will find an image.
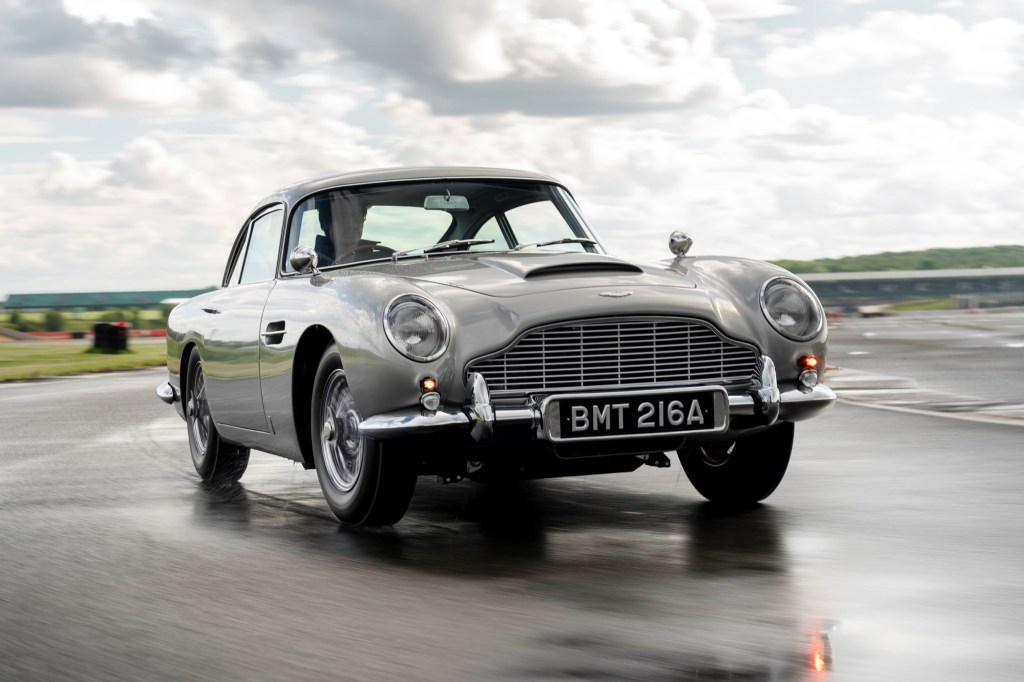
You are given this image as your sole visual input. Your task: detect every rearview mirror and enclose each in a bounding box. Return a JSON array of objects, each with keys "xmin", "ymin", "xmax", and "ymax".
[{"xmin": 424, "ymin": 194, "xmax": 469, "ymax": 211}]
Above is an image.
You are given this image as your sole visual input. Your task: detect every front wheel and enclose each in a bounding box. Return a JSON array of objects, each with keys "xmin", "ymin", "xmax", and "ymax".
[
  {"xmin": 310, "ymin": 345, "xmax": 417, "ymax": 526},
  {"xmin": 678, "ymin": 421, "xmax": 794, "ymax": 508},
  {"xmin": 185, "ymin": 350, "xmax": 249, "ymax": 485}
]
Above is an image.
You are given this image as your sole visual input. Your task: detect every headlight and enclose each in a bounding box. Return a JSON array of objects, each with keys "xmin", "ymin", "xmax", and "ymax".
[
  {"xmin": 384, "ymin": 294, "xmax": 449, "ymax": 362},
  {"xmin": 760, "ymin": 277, "xmax": 824, "ymax": 341}
]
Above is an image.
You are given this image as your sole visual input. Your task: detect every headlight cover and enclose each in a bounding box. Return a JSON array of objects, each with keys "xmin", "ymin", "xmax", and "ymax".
[
  {"xmin": 760, "ymin": 277, "xmax": 824, "ymax": 341},
  {"xmin": 384, "ymin": 294, "xmax": 449, "ymax": 362}
]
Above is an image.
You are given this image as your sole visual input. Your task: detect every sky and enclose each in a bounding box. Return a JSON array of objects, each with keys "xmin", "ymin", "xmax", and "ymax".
[{"xmin": 1, "ymin": 0, "xmax": 1022, "ymax": 297}]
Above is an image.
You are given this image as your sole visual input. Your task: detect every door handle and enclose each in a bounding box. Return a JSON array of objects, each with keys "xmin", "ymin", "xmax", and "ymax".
[{"xmin": 201, "ymin": 307, "xmax": 221, "ymax": 315}]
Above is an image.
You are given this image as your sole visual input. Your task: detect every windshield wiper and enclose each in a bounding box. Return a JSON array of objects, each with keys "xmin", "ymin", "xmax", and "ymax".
[
  {"xmin": 513, "ymin": 237, "xmax": 598, "ymax": 251},
  {"xmin": 391, "ymin": 239, "xmax": 494, "ymax": 262}
]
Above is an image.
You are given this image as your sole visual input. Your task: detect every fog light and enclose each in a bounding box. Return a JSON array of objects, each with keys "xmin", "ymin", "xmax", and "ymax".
[
  {"xmin": 420, "ymin": 391, "xmax": 441, "ymax": 411},
  {"xmin": 799, "ymin": 369, "xmax": 819, "ymax": 388}
]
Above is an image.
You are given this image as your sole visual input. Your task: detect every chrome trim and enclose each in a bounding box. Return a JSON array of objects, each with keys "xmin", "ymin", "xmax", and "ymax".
[
  {"xmin": 382, "ymin": 293, "xmax": 451, "ymax": 362},
  {"xmin": 358, "ymin": 408, "xmax": 469, "ymax": 439},
  {"xmin": 156, "ymin": 382, "xmax": 177, "ymax": 405},
  {"xmin": 778, "ymin": 384, "xmax": 835, "ymax": 421},
  {"xmin": 539, "ymin": 386, "xmax": 729, "ymax": 443},
  {"xmin": 759, "ymin": 276, "xmax": 825, "ymax": 341},
  {"xmin": 356, "ymin": 357, "xmax": 833, "ymax": 439},
  {"xmin": 466, "ymin": 316, "xmax": 760, "ymax": 397},
  {"xmin": 466, "ymin": 371, "xmax": 494, "ymax": 442},
  {"xmin": 752, "ymin": 356, "xmax": 781, "ymax": 426}
]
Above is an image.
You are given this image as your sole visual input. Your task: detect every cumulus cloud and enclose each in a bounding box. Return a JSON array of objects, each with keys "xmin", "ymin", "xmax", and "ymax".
[
  {"xmin": 705, "ymin": 0, "xmax": 799, "ymax": 20},
  {"xmin": 760, "ymin": 11, "xmax": 1024, "ymax": 88},
  {"xmin": 151, "ymin": 0, "xmax": 741, "ymax": 115},
  {"xmin": 1, "ymin": 0, "xmax": 1024, "ymax": 296}
]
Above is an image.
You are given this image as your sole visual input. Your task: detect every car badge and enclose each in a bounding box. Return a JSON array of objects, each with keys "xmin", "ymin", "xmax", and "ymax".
[{"xmin": 598, "ymin": 291, "xmax": 633, "ymax": 298}]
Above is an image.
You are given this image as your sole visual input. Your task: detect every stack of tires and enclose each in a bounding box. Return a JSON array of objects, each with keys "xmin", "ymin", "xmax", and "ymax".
[{"xmin": 93, "ymin": 322, "xmax": 129, "ymax": 352}]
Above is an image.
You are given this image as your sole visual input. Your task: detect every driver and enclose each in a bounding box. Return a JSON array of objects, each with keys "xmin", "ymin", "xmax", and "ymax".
[{"xmin": 315, "ymin": 192, "xmax": 376, "ymax": 265}]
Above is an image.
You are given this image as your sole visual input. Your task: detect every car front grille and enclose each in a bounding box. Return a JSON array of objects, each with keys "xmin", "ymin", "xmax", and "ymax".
[{"xmin": 467, "ymin": 317, "xmax": 759, "ymax": 396}]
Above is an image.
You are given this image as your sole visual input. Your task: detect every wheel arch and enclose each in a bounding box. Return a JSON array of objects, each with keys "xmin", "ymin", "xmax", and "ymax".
[
  {"xmin": 179, "ymin": 341, "xmax": 198, "ymax": 407},
  {"xmin": 292, "ymin": 325, "xmax": 337, "ymax": 469}
]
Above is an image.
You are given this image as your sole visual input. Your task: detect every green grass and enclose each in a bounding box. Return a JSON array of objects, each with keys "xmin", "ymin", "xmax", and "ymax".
[
  {"xmin": 882, "ymin": 298, "xmax": 956, "ymax": 312},
  {"xmin": 0, "ymin": 309, "xmax": 168, "ymax": 332},
  {"xmin": 0, "ymin": 343, "xmax": 166, "ymax": 382}
]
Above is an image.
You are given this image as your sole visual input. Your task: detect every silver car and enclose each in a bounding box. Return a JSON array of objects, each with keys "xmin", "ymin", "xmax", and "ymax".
[{"xmin": 157, "ymin": 167, "xmax": 835, "ymax": 525}]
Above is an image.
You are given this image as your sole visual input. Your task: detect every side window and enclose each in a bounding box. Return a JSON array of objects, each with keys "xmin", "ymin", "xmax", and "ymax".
[
  {"xmin": 505, "ymin": 200, "xmax": 587, "ymax": 251},
  {"xmin": 239, "ymin": 209, "xmax": 283, "ymax": 285},
  {"xmin": 467, "ymin": 217, "xmax": 508, "ymax": 250}
]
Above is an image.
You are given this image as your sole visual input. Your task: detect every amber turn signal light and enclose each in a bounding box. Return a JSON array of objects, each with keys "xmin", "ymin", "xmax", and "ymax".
[
  {"xmin": 798, "ymin": 355, "xmax": 819, "ymax": 371},
  {"xmin": 421, "ymin": 377, "xmax": 437, "ymax": 392}
]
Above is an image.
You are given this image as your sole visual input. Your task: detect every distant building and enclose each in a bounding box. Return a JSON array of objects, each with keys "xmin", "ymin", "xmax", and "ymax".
[
  {"xmin": 800, "ymin": 267, "xmax": 1024, "ymax": 309},
  {"xmin": 1, "ymin": 289, "xmax": 214, "ymax": 312}
]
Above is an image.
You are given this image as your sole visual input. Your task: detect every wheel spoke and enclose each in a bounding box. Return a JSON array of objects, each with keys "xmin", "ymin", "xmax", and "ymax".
[{"xmin": 320, "ymin": 371, "xmax": 363, "ymax": 493}]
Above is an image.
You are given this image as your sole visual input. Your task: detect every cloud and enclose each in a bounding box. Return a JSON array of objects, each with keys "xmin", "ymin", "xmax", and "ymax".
[
  {"xmin": 760, "ymin": 11, "xmax": 1024, "ymax": 88},
  {"xmin": 705, "ymin": 0, "xmax": 799, "ymax": 20},
  {"xmin": 2, "ymin": 0, "xmax": 1024, "ymax": 297},
  {"xmin": 158, "ymin": 0, "xmax": 741, "ymax": 116}
]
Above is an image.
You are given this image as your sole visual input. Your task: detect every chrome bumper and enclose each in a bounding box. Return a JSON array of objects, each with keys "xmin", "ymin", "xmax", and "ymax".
[
  {"xmin": 358, "ymin": 356, "xmax": 836, "ymax": 441},
  {"xmin": 156, "ymin": 382, "xmax": 178, "ymax": 405}
]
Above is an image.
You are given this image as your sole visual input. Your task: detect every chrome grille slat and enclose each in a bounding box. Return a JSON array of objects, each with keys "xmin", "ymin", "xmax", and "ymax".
[{"xmin": 468, "ymin": 317, "xmax": 759, "ymax": 395}]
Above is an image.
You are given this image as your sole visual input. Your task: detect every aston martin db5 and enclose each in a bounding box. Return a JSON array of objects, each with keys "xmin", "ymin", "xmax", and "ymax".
[{"xmin": 157, "ymin": 167, "xmax": 835, "ymax": 525}]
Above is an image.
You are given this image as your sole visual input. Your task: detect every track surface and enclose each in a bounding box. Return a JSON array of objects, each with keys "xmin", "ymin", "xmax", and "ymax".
[{"xmin": 1, "ymin": 313, "xmax": 1022, "ymax": 681}]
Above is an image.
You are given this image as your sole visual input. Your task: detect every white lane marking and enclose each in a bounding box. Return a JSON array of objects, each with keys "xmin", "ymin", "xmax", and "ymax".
[
  {"xmin": 862, "ymin": 332, "xmax": 877, "ymax": 337},
  {"xmin": 1007, "ymin": 343, "xmax": 1024, "ymax": 348},
  {"xmin": 838, "ymin": 399, "xmax": 1024, "ymax": 428},
  {"xmin": 0, "ymin": 369, "xmax": 165, "ymax": 403},
  {"xmin": 847, "ymin": 351, "xmax": 871, "ymax": 355}
]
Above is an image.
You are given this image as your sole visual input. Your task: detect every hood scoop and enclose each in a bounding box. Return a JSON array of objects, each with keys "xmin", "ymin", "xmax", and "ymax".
[{"xmin": 476, "ymin": 253, "xmax": 643, "ymax": 280}]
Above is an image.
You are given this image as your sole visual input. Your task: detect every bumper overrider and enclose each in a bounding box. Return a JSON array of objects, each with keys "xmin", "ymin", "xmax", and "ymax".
[{"xmin": 357, "ymin": 355, "xmax": 835, "ymax": 442}]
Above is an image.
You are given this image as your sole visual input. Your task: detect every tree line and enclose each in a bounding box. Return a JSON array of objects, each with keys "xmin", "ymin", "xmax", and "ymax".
[{"xmin": 772, "ymin": 245, "xmax": 1024, "ymax": 274}]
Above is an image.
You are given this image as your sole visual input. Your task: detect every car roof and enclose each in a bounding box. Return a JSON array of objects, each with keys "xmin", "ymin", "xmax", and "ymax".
[{"xmin": 255, "ymin": 166, "xmax": 564, "ymax": 210}]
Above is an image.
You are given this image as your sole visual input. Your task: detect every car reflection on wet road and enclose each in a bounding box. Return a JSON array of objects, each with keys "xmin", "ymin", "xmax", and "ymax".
[{"xmin": 1, "ymin": 312, "xmax": 1022, "ymax": 681}]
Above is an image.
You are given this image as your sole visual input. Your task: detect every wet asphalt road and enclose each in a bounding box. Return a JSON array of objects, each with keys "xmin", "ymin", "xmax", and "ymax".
[{"xmin": 1, "ymin": 314, "xmax": 1023, "ymax": 681}]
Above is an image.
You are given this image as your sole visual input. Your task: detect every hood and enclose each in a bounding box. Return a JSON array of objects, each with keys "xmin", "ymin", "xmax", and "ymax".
[{"xmin": 358, "ymin": 251, "xmax": 697, "ymax": 297}]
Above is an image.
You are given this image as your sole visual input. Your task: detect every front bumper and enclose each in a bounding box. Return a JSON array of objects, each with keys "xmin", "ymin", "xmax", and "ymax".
[{"xmin": 358, "ymin": 355, "xmax": 836, "ymax": 441}]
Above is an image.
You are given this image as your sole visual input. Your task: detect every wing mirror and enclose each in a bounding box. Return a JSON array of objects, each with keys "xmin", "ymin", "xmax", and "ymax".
[
  {"xmin": 669, "ymin": 230, "xmax": 693, "ymax": 257},
  {"xmin": 290, "ymin": 245, "xmax": 320, "ymax": 275}
]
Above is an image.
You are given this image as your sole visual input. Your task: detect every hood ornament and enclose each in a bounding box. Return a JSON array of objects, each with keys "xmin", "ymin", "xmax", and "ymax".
[{"xmin": 598, "ymin": 291, "xmax": 633, "ymax": 298}]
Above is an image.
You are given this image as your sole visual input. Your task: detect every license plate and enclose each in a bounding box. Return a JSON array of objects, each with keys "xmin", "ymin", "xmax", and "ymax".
[{"xmin": 542, "ymin": 387, "xmax": 728, "ymax": 441}]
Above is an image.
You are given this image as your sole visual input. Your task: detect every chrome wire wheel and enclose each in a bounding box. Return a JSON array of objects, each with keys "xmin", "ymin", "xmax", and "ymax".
[
  {"xmin": 319, "ymin": 370, "xmax": 363, "ymax": 493},
  {"xmin": 187, "ymin": 360, "xmax": 211, "ymax": 464}
]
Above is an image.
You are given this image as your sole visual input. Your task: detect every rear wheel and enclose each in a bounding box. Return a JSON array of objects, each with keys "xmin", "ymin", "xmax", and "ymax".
[
  {"xmin": 678, "ymin": 421, "xmax": 794, "ymax": 508},
  {"xmin": 310, "ymin": 345, "xmax": 417, "ymax": 526},
  {"xmin": 185, "ymin": 350, "xmax": 249, "ymax": 485}
]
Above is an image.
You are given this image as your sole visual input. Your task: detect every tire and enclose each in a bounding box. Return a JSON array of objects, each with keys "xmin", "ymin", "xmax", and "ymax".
[
  {"xmin": 678, "ymin": 421, "xmax": 794, "ymax": 508},
  {"xmin": 185, "ymin": 350, "xmax": 250, "ymax": 485},
  {"xmin": 310, "ymin": 345, "xmax": 417, "ymax": 526}
]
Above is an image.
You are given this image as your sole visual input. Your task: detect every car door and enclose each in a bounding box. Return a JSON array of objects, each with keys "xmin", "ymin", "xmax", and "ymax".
[{"xmin": 202, "ymin": 205, "xmax": 283, "ymax": 432}]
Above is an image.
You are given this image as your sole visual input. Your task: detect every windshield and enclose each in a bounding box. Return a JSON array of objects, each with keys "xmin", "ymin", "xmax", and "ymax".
[{"xmin": 283, "ymin": 180, "xmax": 600, "ymax": 272}]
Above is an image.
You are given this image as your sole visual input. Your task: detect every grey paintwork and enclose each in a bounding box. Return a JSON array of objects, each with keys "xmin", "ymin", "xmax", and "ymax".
[{"xmin": 163, "ymin": 167, "xmax": 829, "ymax": 466}]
